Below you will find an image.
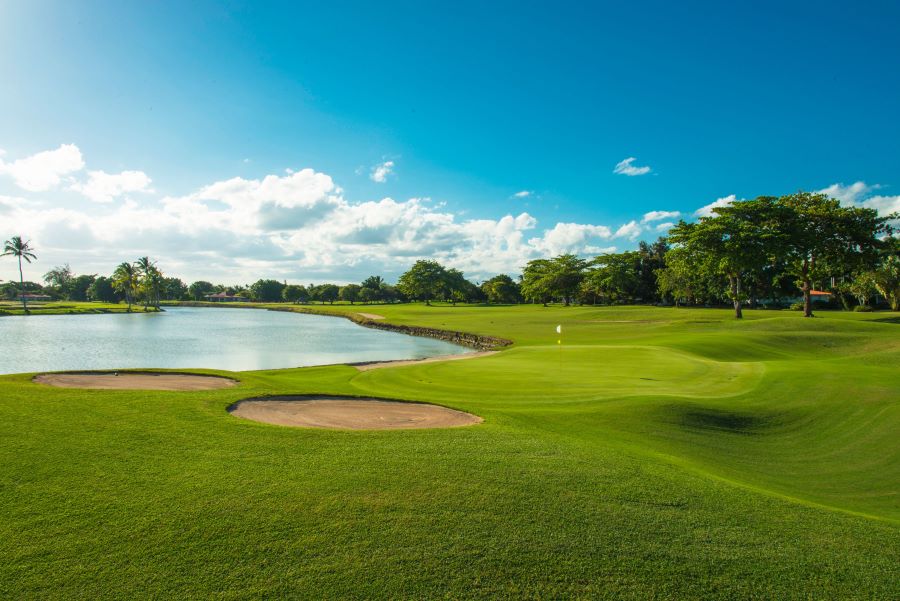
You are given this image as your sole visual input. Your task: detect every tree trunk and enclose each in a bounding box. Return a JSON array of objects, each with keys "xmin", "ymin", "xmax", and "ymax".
[
  {"xmin": 729, "ymin": 275, "xmax": 743, "ymax": 319},
  {"xmin": 18, "ymin": 256, "xmax": 28, "ymax": 314},
  {"xmin": 801, "ymin": 259, "xmax": 813, "ymax": 317}
]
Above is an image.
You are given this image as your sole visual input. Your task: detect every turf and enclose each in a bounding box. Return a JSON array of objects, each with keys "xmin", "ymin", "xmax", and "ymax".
[
  {"xmin": 0, "ymin": 301, "xmax": 157, "ymax": 316},
  {"xmin": 1, "ymin": 304, "xmax": 898, "ymax": 599}
]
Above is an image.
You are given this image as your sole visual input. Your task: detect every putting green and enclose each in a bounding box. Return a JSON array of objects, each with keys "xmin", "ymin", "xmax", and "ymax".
[{"xmin": 351, "ymin": 345, "xmax": 764, "ymax": 403}]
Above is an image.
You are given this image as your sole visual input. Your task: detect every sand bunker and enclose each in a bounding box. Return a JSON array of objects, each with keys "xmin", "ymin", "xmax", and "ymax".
[
  {"xmin": 228, "ymin": 396, "xmax": 482, "ymax": 430},
  {"xmin": 355, "ymin": 312, "xmax": 386, "ymax": 320},
  {"xmin": 354, "ymin": 350, "xmax": 497, "ymax": 371},
  {"xmin": 33, "ymin": 372, "xmax": 237, "ymax": 391}
]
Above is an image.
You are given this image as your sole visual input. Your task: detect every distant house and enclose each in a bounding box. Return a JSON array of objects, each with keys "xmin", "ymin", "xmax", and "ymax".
[
  {"xmin": 17, "ymin": 293, "xmax": 52, "ymax": 301},
  {"xmin": 204, "ymin": 292, "xmax": 249, "ymax": 302},
  {"xmin": 783, "ymin": 289, "xmax": 833, "ymax": 305}
]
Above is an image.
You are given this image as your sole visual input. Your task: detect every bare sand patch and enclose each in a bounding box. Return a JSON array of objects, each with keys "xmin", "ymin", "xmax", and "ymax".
[
  {"xmin": 33, "ymin": 372, "xmax": 237, "ymax": 391},
  {"xmin": 228, "ymin": 396, "xmax": 482, "ymax": 430},
  {"xmin": 355, "ymin": 312, "xmax": 386, "ymax": 320},
  {"xmin": 354, "ymin": 350, "xmax": 497, "ymax": 371}
]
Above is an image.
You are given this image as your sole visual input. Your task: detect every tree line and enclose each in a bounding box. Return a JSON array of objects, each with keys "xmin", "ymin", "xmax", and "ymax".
[
  {"xmin": 3, "ymin": 191, "xmax": 898, "ymax": 317},
  {"xmin": 516, "ymin": 192, "xmax": 897, "ymax": 317}
]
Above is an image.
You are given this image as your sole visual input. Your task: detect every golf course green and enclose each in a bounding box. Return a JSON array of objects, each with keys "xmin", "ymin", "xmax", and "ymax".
[{"xmin": 1, "ymin": 304, "xmax": 898, "ymax": 599}]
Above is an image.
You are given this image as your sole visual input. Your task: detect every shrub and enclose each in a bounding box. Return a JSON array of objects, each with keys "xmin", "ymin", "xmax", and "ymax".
[
  {"xmin": 853, "ymin": 305, "xmax": 874, "ymax": 312},
  {"xmin": 789, "ymin": 302, "xmax": 804, "ymax": 311}
]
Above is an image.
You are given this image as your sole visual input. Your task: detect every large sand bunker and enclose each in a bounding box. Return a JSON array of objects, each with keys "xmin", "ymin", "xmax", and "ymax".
[
  {"xmin": 228, "ymin": 396, "xmax": 482, "ymax": 430},
  {"xmin": 33, "ymin": 372, "xmax": 237, "ymax": 391}
]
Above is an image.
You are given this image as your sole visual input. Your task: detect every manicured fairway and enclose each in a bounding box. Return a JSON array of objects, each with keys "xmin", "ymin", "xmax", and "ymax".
[{"xmin": 1, "ymin": 305, "xmax": 898, "ymax": 599}]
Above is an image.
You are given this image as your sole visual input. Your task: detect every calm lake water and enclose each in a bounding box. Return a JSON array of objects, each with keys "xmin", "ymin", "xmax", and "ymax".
[{"xmin": 0, "ymin": 307, "xmax": 469, "ymax": 374}]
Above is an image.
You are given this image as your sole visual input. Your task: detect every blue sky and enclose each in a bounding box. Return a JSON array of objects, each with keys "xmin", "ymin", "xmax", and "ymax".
[{"xmin": 1, "ymin": 0, "xmax": 899, "ymax": 283}]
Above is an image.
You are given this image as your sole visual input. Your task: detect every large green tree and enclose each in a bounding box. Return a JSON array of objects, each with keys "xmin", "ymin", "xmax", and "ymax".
[
  {"xmin": 397, "ymin": 260, "xmax": 447, "ymax": 304},
  {"xmin": 778, "ymin": 192, "xmax": 893, "ymax": 317},
  {"xmin": 480, "ymin": 274, "xmax": 522, "ymax": 304},
  {"xmin": 339, "ymin": 284, "xmax": 361, "ymax": 304},
  {"xmin": 871, "ymin": 237, "xmax": 900, "ymax": 310},
  {"xmin": 317, "ymin": 283, "xmax": 340, "ymax": 304},
  {"xmin": 582, "ymin": 252, "xmax": 642, "ymax": 305},
  {"xmin": 2, "ymin": 236, "xmax": 38, "ymax": 313},
  {"xmin": 667, "ymin": 197, "xmax": 786, "ymax": 318},
  {"xmin": 189, "ymin": 280, "xmax": 217, "ymax": 301},
  {"xmin": 282, "ymin": 284, "xmax": 309, "ymax": 304},
  {"xmin": 521, "ymin": 254, "xmax": 588, "ymax": 306},
  {"xmin": 160, "ymin": 277, "xmax": 188, "ymax": 301},
  {"xmin": 88, "ymin": 276, "xmax": 121, "ymax": 303},
  {"xmin": 43, "ymin": 264, "xmax": 74, "ymax": 298},
  {"xmin": 249, "ymin": 279, "xmax": 286, "ymax": 302}
]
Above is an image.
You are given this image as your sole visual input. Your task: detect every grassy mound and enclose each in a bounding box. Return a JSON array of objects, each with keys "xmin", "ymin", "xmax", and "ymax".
[{"xmin": 1, "ymin": 304, "xmax": 897, "ymax": 599}]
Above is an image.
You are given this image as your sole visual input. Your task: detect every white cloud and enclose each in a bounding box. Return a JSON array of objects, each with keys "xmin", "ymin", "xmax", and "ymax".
[
  {"xmin": 613, "ymin": 220, "xmax": 643, "ymax": 241},
  {"xmin": 72, "ymin": 170, "xmax": 153, "ymax": 203},
  {"xmin": 817, "ymin": 181, "xmax": 875, "ymax": 205},
  {"xmin": 613, "ymin": 157, "xmax": 651, "ymax": 177},
  {"xmin": 818, "ymin": 181, "xmax": 899, "ymax": 221},
  {"xmin": 694, "ymin": 194, "xmax": 737, "ymax": 218},
  {"xmin": 529, "ymin": 222, "xmax": 612, "ymax": 256},
  {"xmin": 370, "ymin": 160, "xmax": 395, "ymax": 183},
  {"xmin": 641, "ymin": 210, "xmax": 680, "ymax": 223},
  {"xmin": 861, "ymin": 194, "xmax": 900, "ymax": 217},
  {"xmin": 0, "ymin": 143, "xmax": 84, "ymax": 191},
  {"xmin": 655, "ymin": 221, "xmax": 675, "ymax": 232},
  {"xmin": 4, "ymin": 145, "xmax": 728, "ymax": 284},
  {"xmin": 513, "ymin": 190, "xmax": 532, "ymax": 198}
]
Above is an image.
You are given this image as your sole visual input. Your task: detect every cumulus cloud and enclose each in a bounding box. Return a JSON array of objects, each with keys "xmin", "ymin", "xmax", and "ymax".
[
  {"xmin": 694, "ymin": 194, "xmax": 737, "ymax": 218},
  {"xmin": 817, "ymin": 181, "xmax": 875, "ymax": 205},
  {"xmin": 641, "ymin": 210, "xmax": 680, "ymax": 223},
  {"xmin": 818, "ymin": 181, "xmax": 899, "ymax": 224},
  {"xmin": 0, "ymin": 143, "xmax": 84, "ymax": 191},
  {"xmin": 655, "ymin": 221, "xmax": 675, "ymax": 232},
  {"xmin": 1, "ymin": 151, "xmax": 635, "ymax": 283},
  {"xmin": 13, "ymin": 145, "xmax": 818, "ymax": 284},
  {"xmin": 529, "ymin": 222, "xmax": 612, "ymax": 256},
  {"xmin": 614, "ymin": 220, "xmax": 643, "ymax": 241},
  {"xmin": 861, "ymin": 194, "xmax": 900, "ymax": 218},
  {"xmin": 613, "ymin": 157, "xmax": 651, "ymax": 176},
  {"xmin": 72, "ymin": 170, "xmax": 153, "ymax": 203},
  {"xmin": 370, "ymin": 160, "xmax": 395, "ymax": 183}
]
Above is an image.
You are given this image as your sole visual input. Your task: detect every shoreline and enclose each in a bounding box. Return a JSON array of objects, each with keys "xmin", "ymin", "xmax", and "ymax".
[{"xmin": 172, "ymin": 301, "xmax": 513, "ymax": 351}]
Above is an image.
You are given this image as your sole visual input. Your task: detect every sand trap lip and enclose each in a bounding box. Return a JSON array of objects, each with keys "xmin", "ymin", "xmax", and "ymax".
[
  {"xmin": 353, "ymin": 350, "xmax": 498, "ymax": 371},
  {"xmin": 228, "ymin": 395, "xmax": 482, "ymax": 430},
  {"xmin": 33, "ymin": 372, "xmax": 238, "ymax": 391}
]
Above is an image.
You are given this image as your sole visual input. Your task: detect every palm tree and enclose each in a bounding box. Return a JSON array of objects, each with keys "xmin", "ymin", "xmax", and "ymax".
[
  {"xmin": 145, "ymin": 265, "xmax": 163, "ymax": 309},
  {"xmin": 2, "ymin": 236, "xmax": 37, "ymax": 313},
  {"xmin": 112, "ymin": 261, "xmax": 139, "ymax": 311},
  {"xmin": 135, "ymin": 256, "xmax": 162, "ymax": 309}
]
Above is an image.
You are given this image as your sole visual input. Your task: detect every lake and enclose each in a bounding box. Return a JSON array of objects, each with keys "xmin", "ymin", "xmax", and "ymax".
[{"xmin": 0, "ymin": 307, "xmax": 470, "ymax": 374}]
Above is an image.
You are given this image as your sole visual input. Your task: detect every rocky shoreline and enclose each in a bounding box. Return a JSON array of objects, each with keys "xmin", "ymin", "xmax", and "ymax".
[{"xmin": 172, "ymin": 302, "xmax": 513, "ymax": 351}]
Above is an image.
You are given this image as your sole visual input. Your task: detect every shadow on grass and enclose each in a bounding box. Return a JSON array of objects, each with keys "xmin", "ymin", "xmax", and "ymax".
[
  {"xmin": 678, "ymin": 408, "xmax": 774, "ymax": 435},
  {"xmin": 870, "ymin": 316, "xmax": 900, "ymax": 325}
]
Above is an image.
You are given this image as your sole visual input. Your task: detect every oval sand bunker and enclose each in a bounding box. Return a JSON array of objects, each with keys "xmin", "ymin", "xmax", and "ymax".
[
  {"xmin": 229, "ymin": 396, "xmax": 482, "ymax": 430},
  {"xmin": 34, "ymin": 372, "xmax": 237, "ymax": 391}
]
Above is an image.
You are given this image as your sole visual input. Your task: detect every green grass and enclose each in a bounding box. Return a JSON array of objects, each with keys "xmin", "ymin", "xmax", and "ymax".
[
  {"xmin": 0, "ymin": 301, "xmax": 158, "ymax": 316},
  {"xmin": 1, "ymin": 304, "xmax": 898, "ymax": 599}
]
